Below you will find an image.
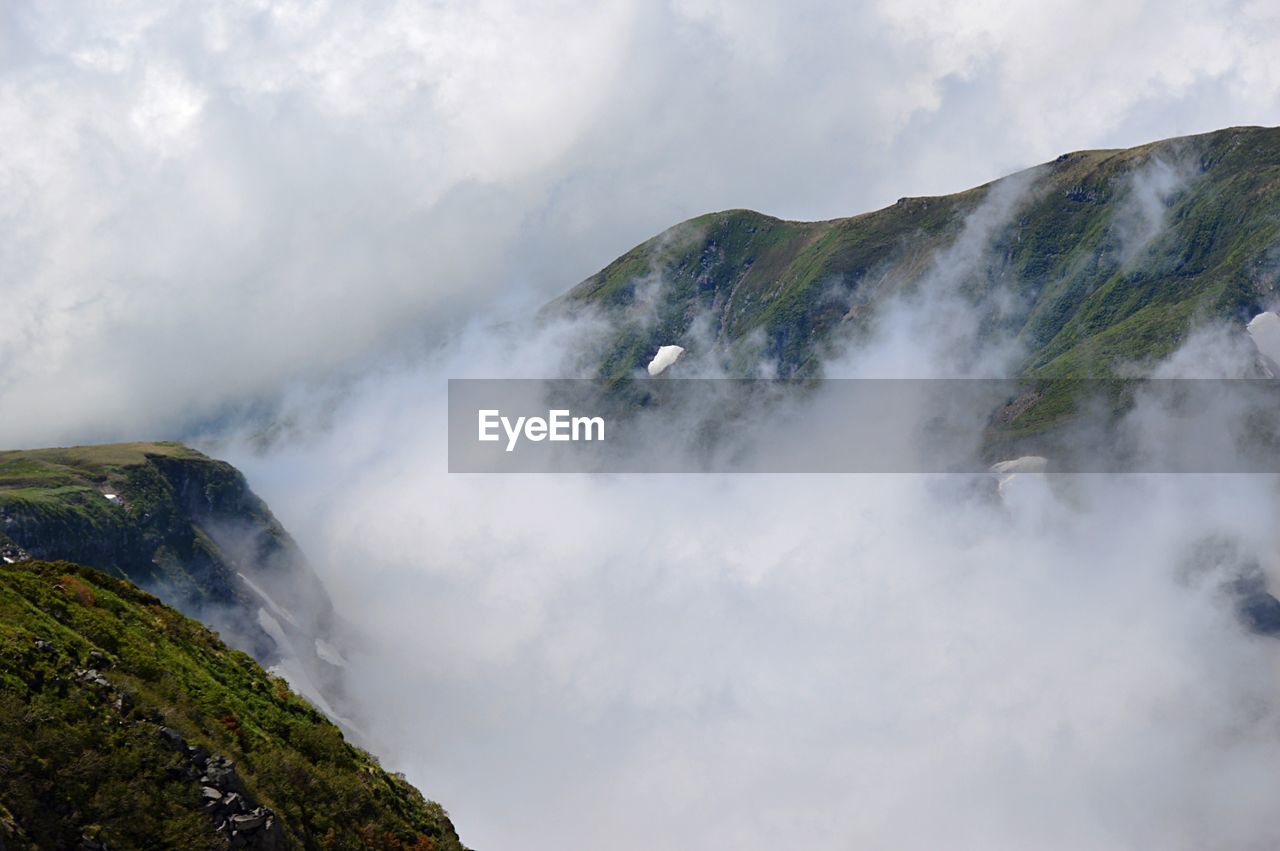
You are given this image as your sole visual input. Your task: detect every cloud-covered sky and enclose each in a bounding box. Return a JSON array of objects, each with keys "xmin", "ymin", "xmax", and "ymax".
[
  {"xmin": 3, "ymin": 0, "xmax": 1280, "ymax": 446},
  {"xmin": 9, "ymin": 5, "xmax": 1280, "ymax": 849}
]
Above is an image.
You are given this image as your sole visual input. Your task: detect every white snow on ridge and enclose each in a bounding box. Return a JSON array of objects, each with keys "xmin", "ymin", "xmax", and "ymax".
[
  {"xmin": 238, "ymin": 571, "xmax": 301, "ymax": 629},
  {"xmin": 1247, "ymin": 311, "xmax": 1280, "ymax": 375},
  {"xmin": 256, "ymin": 607, "xmax": 286, "ymax": 645},
  {"xmin": 990, "ymin": 456, "xmax": 1048, "ymax": 476},
  {"xmin": 314, "ymin": 638, "xmax": 348, "ymax": 667},
  {"xmin": 990, "ymin": 455, "xmax": 1048, "ymax": 496},
  {"xmin": 647, "ymin": 344, "xmax": 685, "ymax": 376},
  {"xmin": 257, "ymin": 608, "xmax": 359, "ymax": 732}
]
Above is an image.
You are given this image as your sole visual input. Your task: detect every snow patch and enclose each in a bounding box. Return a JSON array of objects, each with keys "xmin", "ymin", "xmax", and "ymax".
[
  {"xmin": 257, "ymin": 608, "xmax": 359, "ymax": 731},
  {"xmin": 102, "ymin": 493, "xmax": 119, "ymax": 502},
  {"xmin": 2, "ymin": 557, "xmax": 13, "ymax": 564},
  {"xmin": 990, "ymin": 455, "xmax": 1048, "ymax": 496},
  {"xmin": 990, "ymin": 456, "xmax": 1048, "ymax": 476},
  {"xmin": 314, "ymin": 638, "xmax": 348, "ymax": 668},
  {"xmin": 1247, "ymin": 311, "xmax": 1280, "ymax": 374},
  {"xmin": 237, "ymin": 571, "xmax": 300, "ymax": 628},
  {"xmin": 647, "ymin": 344, "xmax": 685, "ymax": 376}
]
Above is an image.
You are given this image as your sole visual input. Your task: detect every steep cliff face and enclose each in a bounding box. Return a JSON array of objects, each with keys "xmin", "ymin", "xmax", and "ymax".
[
  {"xmin": 0, "ymin": 560, "xmax": 465, "ymax": 851},
  {"xmin": 0, "ymin": 443, "xmax": 345, "ymax": 717}
]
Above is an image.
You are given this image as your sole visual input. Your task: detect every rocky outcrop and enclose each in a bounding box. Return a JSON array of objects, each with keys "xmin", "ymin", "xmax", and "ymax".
[
  {"xmin": 159, "ymin": 726, "xmax": 280, "ymax": 849},
  {"xmin": 31, "ymin": 636, "xmax": 278, "ymax": 849},
  {"xmin": 0, "ymin": 531, "xmax": 27, "ymax": 565}
]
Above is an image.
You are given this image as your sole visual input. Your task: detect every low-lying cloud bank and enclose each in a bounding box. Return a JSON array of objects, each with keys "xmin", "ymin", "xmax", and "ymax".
[
  {"xmin": 9, "ymin": 3, "xmax": 1280, "ymax": 847},
  {"xmin": 220, "ymin": 285, "xmax": 1280, "ymax": 851}
]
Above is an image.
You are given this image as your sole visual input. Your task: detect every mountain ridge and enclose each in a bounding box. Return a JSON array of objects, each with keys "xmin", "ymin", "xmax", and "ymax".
[{"xmin": 560, "ymin": 125, "xmax": 1280, "ymax": 385}]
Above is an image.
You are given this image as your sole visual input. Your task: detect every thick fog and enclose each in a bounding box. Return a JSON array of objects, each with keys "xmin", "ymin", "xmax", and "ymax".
[
  {"xmin": 9, "ymin": 2, "xmax": 1280, "ymax": 848},
  {"xmin": 227, "ymin": 331, "xmax": 1280, "ymax": 850},
  {"xmin": 221, "ymin": 172, "xmax": 1280, "ymax": 848}
]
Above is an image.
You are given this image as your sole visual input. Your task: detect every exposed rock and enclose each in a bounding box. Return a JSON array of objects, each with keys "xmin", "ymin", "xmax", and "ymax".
[
  {"xmin": 230, "ymin": 811, "xmax": 267, "ymax": 831},
  {"xmin": 0, "ymin": 531, "xmax": 29, "ymax": 564},
  {"xmin": 200, "ymin": 755, "xmax": 236, "ymax": 788},
  {"xmin": 79, "ymin": 830, "xmax": 108, "ymax": 850},
  {"xmin": 1179, "ymin": 535, "xmax": 1280, "ymax": 637},
  {"xmin": 157, "ymin": 726, "xmax": 186, "ymax": 751},
  {"xmin": 149, "ymin": 735, "xmax": 278, "ymax": 846},
  {"xmin": 1063, "ymin": 185, "xmax": 1100, "ymax": 202},
  {"xmin": 74, "ymin": 668, "xmax": 111, "ymax": 688}
]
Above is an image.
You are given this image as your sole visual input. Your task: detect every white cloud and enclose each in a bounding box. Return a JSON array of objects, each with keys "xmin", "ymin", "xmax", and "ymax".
[
  {"xmin": 4, "ymin": 0, "xmax": 1280, "ymax": 446},
  {"xmin": 225, "ymin": 303, "xmax": 1280, "ymax": 849},
  {"xmin": 7, "ymin": 9, "xmax": 1280, "ymax": 845}
]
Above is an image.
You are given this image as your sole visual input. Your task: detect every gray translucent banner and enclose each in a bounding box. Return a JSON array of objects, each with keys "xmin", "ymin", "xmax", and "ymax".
[{"xmin": 448, "ymin": 378, "xmax": 1280, "ymax": 473}]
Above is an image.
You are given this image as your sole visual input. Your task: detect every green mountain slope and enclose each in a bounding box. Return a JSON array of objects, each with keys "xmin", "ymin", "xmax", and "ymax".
[
  {"xmin": 560, "ymin": 125, "xmax": 1280, "ymax": 380},
  {"xmin": 0, "ymin": 443, "xmax": 345, "ymax": 707},
  {"xmin": 0, "ymin": 442, "xmax": 322, "ymax": 619},
  {"xmin": 0, "ymin": 559, "xmax": 464, "ymax": 851}
]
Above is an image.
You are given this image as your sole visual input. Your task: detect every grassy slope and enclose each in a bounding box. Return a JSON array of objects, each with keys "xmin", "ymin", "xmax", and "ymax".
[
  {"xmin": 562, "ymin": 126, "xmax": 1280, "ymax": 384},
  {"xmin": 0, "ymin": 559, "xmax": 464, "ymax": 851},
  {"xmin": 0, "ymin": 442, "xmax": 207, "ymax": 514},
  {"xmin": 0, "ymin": 443, "xmax": 192, "ymax": 556}
]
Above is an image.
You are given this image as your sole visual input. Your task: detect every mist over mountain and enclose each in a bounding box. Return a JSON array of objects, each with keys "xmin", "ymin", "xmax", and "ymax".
[
  {"xmin": 0, "ymin": 443, "xmax": 357, "ymax": 722},
  {"xmin": 8, "ymin": 3, "xmax": 1280, "ymax": 849},
  {"xmin": 561, "ymin": 126, "xmax": 1280, "ymax": 383},
  {"xmin": 203, "ymin": 127, "xmax": 1280, "ymax": 850},
  {"xmin": 6, "ymin": 122, "xmax": 1280, "ymax": 849},
  {"xmin": 9, "ymin": 122, "xmax": 1280, "ymax": 850}
]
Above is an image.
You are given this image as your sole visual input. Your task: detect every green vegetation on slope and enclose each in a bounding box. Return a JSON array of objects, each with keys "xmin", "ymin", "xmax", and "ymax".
[
  {"xmin": 0, "ymin": 442, "xmax": 277, "ymax": 594},
  {"xmin": 0, "ymin": 559, "xmax": 465, "ymax": 851},
  {"xmin": 1, "ymin": 443, "xmax": 248, "ymax": 591},
  {"xmin": 561, "ymin": 126, "xmax": 1280, "ymax": 385},
  {"xmin": 0, "ymin": 443, "xmax": 335, "ymax": 665}
]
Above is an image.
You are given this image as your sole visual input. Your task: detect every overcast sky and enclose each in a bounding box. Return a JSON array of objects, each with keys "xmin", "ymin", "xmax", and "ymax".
[
  {"xmin": 3, "ymin": 0, "xmax": 1280, "ymax": 446},
  {"xmin": 9, "ymin": 5, "xmax": 1280, "ymax": 849}
]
